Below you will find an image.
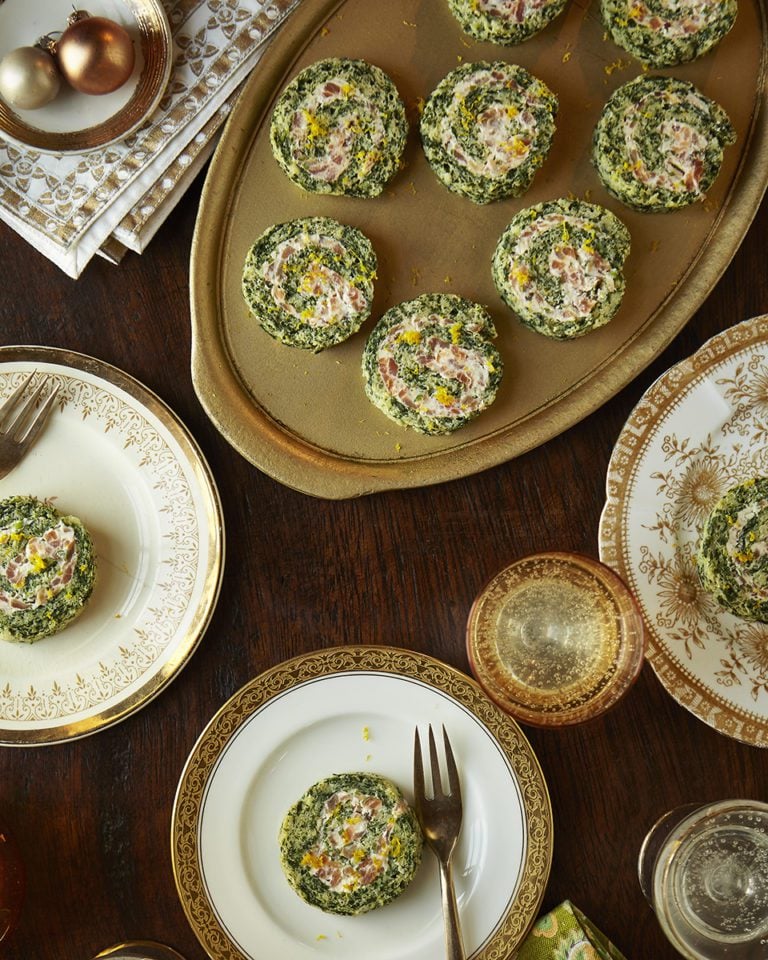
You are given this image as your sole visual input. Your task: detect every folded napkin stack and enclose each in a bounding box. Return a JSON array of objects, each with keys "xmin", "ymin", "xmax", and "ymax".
[
  {"xmin": 0, "ymin": 0, "xmax": 300, "ymax": 278},
  {"xmin": 518, "ymin": 901, "xmax": 628, "ymax": 960}
]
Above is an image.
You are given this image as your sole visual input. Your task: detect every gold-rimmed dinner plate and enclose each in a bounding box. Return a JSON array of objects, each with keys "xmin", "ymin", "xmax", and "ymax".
[
  {"xmin": 599, "ymin": 314, "xmax": 768, "ymax": 747},
  {"xmin": 190, "ymin": 0, "xmax": 768, "ymax": 499},
  {"xmin": 0, "ymin": 0, "xmax": 171, "ymax": 153},
  {"xmin": 0, "ymin": 346, "xmax": 224, "ymax": 745},
  {"xmin": 171, "ymin": 646, "xmax": 553, "ymax": 960}
]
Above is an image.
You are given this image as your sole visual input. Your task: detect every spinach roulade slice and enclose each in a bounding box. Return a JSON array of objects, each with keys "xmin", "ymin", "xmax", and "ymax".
[
  {"xmin": 420, "ymin": 61, "xmax": 558, "ymax": 204},
  {"xmin": 0, "ymin": 496, "xmax": 96, "ymax": 644},
  {"xmin": 445, "ymin": 0, "xmax": 569, "ymax": 45},
  {"xmin": 697, "ymin": 478, "xmax": 768, "ymax": 622},
  {"xmin": 492, "ymin": 198, "xmax": 631, "ymax": 339},
  {"xmin": 242, "ymin": 217, "xmax": 377, "ymax": 352},
  {"xmin": 362, "ymin": 293, "xmax": 503, "ymax": 435},
  {"xmin": 592, "ymin": 74, "xmax": 735, "ymax": 212},
  {"xmin": 601, "ymin": 0, "xmax": 737, "ymax": 68},
  {"xmin": 269, "ymin": 58, "xmax": 408, "ymax": 198},
  {"xmin": 279, "ymin": 772, "xmax": 423, "ymax": 915}
]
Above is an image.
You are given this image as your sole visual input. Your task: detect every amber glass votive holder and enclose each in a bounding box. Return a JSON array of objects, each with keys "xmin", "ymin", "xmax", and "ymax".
[{"xmin": 466, "ymin": 551, "xmax": 646, "ymax": 727}]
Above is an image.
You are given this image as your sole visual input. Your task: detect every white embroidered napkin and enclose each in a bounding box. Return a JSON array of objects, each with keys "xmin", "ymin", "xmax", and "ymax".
[{"xmin": 0, "ymin": 0, "xmax": 300, "ymax": 278}]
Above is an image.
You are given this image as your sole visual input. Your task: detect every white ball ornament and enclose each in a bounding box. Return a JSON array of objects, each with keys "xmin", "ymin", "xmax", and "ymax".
[{"xmin": 0, "ymin": 45, "xmax": 60, "ymax": 110}]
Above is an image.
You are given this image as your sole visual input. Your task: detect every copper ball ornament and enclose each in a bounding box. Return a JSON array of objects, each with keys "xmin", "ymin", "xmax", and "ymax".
[
  {"xmin": 0, "ymin": 45, "xmax": 60, "ymax": 110},
  {"xmin": 56, "ymin": 11, "xmax": 135, "ymax": 95}
]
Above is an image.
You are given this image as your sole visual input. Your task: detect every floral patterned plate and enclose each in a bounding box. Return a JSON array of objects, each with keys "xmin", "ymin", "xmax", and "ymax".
[
  {"xmin": 0, "ymin": 346, "xmax": 224, "ymax": 745},
  {"xmin": 599, "ymin": 314, "xmax": 768, "ymax": 747}
]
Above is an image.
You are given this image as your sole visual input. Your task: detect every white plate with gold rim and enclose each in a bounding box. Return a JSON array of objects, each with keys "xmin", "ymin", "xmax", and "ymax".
[
  {"xmin": 0, "ymin": 0, "xmax": 171, "ymax": 153},
  {"xmin": 0, "ymin": 346, "xmax": 224, "ymax": 745},
  {"xmin": 599, "ymin": 314, "xmax": 768, "ymax": 747},
  {"xmin": 171, "ymin": 646, "xmax": 552, "ymax": 960}
]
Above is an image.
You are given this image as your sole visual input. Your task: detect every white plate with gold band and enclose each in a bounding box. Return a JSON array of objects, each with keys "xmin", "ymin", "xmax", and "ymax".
[
  {"xmin": 0, "ymin": 346, "xmax": 224, "ymax": 745},
  {"xmin": 171, "ymin": 646, "xmax": 553, "ymax": 960},
  {"xmin": 599, "ymin": 314, "xmax": 768, "ymax": 747}
]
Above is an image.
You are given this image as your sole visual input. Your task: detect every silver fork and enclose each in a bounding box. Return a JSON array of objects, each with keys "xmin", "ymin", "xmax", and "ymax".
[
  {"xmin": 0, "ymin": 372, "xmax": 60, "ymax": 479},
  {"xmin": 413, "ymin": 724, "xmax": 465, "ymax": 960}
]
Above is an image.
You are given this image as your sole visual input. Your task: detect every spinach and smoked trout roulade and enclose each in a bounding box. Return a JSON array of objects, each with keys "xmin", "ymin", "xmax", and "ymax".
[
  {"xmin": 492, "ymin": 198, "xmax": 631, "ymax": 339},
  {"xmin": 420, "ymin": 61, "xmax": 558, "ymax": 204},
  {"xmin": 601, "ymin": 0, "xmax": 737, "ymax": 67},
  {"xmin": 242, "ymin": 217, "xmax": 377, "ymax": 351},
  {"xmin": 591, "ymin": 74, "xmax": 735, "ymax": 212},
  {"xmin": 697, "ymin": 478, "xmax": 768, "ymax": 622},
  {"xmin": 279, "ymin": 772, "xmax": 423, "ymax": 915},
  {"xmin": 362, "ymin": 293, "xmax": 503, "ymax": 435},
  {"xmin": 0, "ymin": 496, "xmax": 96, "ymax": 643},
  {"xmin": 446, "ymin": 0, "xmax": 569, "ymax": 45},
  {"xmin": 269, "ymin": 58, "xmax": 408, "ymax": 198}
]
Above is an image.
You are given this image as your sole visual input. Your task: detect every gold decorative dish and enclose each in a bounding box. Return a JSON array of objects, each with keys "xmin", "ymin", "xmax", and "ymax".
[
  {"xmin": 600, "ymin": 314, "xmax": 768, "ymax": 747},
  {"xmin": 0, "ymin": 0, "xmax": 171, "ymax": 153},
  {"xmin": 190, "ymin": 0, "xmax": 768, "ymax": 499},
  {"xmin": 466, "ymin": 552, "xmax": 646, "ymax": 726},
  {"xmin": 172, "ymin": 645, "xmax": 553, "ymax": 960}
]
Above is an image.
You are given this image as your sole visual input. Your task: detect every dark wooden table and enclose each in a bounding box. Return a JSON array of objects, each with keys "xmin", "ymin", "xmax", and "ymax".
[{"xmin": 1, "ymin": 170, "xmax": 767, "ymax": 959}]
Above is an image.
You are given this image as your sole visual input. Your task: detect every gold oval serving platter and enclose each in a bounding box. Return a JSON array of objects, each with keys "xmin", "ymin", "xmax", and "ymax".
[
  {"xmin": 190, "ymin": 0, "xmax": 768, "ymax": 499},
  {"xmin": 0, "ymin": 0, "xmax": 171, "ymax": 153}
]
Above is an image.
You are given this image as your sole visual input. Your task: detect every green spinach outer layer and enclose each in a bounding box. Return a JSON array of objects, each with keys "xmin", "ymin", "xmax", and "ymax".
[
  {"xmin": 242, "ymin": 217, "xmax": 377, "ymax": 351},
  {"xmin": 362, "ymin": 292, "xmax": 503, "ymax": 435},
  {"xmin": 0, "ymin": 496, "xmax": 96, "ymax": 643},
  {"xmin": 279, "ymin": 772, "xmax": 423, "ymax": 915},
  {"xmin": 420, "ymin": 61, "xmax": 558, "ymax": 205},
  {"xmin": 697, "ymin": 478, "xmax": 768, "ymax": 622},
  {"xmin": 492, "ymin": 198, "xmax": 631, "ymax": 339},
  {"xmin": 592, "ymin": 74, "xmax": 735, "ymax": 212},
  {"xmin": 446, "ymin": 0, "xmax": 569, "ymax": 44},
  {"xmin": 600, "ymin": 0, "xmax": 737, "ymax": 67},
  {"xmin": 269, "ymin": 58, "xmax": 407, "ymax": 198}
]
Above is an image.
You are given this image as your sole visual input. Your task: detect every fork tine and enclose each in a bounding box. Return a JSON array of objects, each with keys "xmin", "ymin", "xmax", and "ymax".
[
  {"xmin": 3, "ymin": 379, "xmax": 50, "ymax": 442},
  {"xmin": 428, "ymin": 723, "xmax": 445, "ymax": 799},
  {"xmin": 442, "ymin": 726, "xmax": 461, "ymax": 801},
  {"xmin": 15, "ymin": 384, "xmax": 59, "ymax": 447},
  {"xmin": 0, "ymin": 371, "xmax": 37, "ymax": 430},
  {"xmin": 413, "ymin": 727, "xmax": 425, "ymax": 804}
]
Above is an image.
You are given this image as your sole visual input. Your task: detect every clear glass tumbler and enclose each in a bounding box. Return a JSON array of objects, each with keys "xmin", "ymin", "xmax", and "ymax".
[{"xmin": 638, "ymin": 799, "xmax": 768, "ymax": 959}]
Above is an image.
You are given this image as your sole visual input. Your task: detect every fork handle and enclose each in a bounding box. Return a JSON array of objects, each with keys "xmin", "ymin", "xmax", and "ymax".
[{"xmin": 438, "ymin": 858, "xmax": 465, "ymax": 960}]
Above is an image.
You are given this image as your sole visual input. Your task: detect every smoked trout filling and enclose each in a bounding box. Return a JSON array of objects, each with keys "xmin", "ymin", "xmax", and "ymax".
[
  {"xmin": 697, "ymin": 478, "xmax": 768, "ymax": 622},
  {"xmin": 446, "ymin": 0, "xmax": 569, "ymax": 45},
  {"xmin": 592, "ymin": 74, "xmax": 735, "ymax": 212},
  {"xmin": 242, "ymin": 217, "xmax": 377, "ymax": 351},
  {"xmin": 420, "ymin": 61, "xmax": 558, "ymax": 204},
  {"xmin": 362, "ymin": 293, "xmax": 503, "ymax": 435},
  {"xmin": 492, "ymin": 198, "xmax": 631, "ymax": 339},
  {"xmin": 600, "ymin": 0, "xmax": 737, "ymax": 67},
  {"xmin": 269, "ymin": 58, "xmax": 408, "ymax": 198},
  {"xmin": 0, "ymin": 496, "xmax": 96, "ymax": 643},
  {"xmin": 279, "ymin": 773, "xmax": 423, "ymax": 915}
]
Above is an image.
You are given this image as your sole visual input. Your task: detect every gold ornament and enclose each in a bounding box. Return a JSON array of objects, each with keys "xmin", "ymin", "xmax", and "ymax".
[
  {"xmin": 56, "ymin": 10, "xmax": 135, "ymax": 96},
  {"xmin": 0, "ymin": 43, "xmax": 60, "ymax": 110}
]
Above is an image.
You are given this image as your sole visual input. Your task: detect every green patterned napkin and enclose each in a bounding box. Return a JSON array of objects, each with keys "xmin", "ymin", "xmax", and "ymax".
[{"xmin": 517, "ymin": 901, "xmax": 628, "ymax": 960}]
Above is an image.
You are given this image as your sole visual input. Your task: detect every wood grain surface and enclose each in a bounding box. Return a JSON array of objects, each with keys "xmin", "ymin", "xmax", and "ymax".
[{"xmin": 1, "ymin": 169, "xmax": 767, "ymax": 959}]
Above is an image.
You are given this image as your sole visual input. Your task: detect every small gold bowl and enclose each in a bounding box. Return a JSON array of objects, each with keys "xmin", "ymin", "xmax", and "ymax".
[
  {"xmin": 466, "ymin": 552, "xmax": 645, "ymax": 727},
  {"xmin": 0, "ymin": 0, "xmax": 171, "ymax": 153}
]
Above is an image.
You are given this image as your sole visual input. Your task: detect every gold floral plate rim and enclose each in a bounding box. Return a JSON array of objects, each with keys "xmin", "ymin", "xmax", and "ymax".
[
  {"xmin": 599, "ymin": 314, "xmax": 768, "ymax": 747},
  {"xmin": 0, "ymin": 0, "xmax": 172, "ymax": 153},
  {"xmin": 170, "ymin": 644, "xmax": 553, "ymax": 960},
  {"xmin": 190, "ymin": 0, "xmax": 768, "ymax": 500},
  {"xmin": 0, "ymin": 344, "xmax": 225, "ymax": 746}
]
